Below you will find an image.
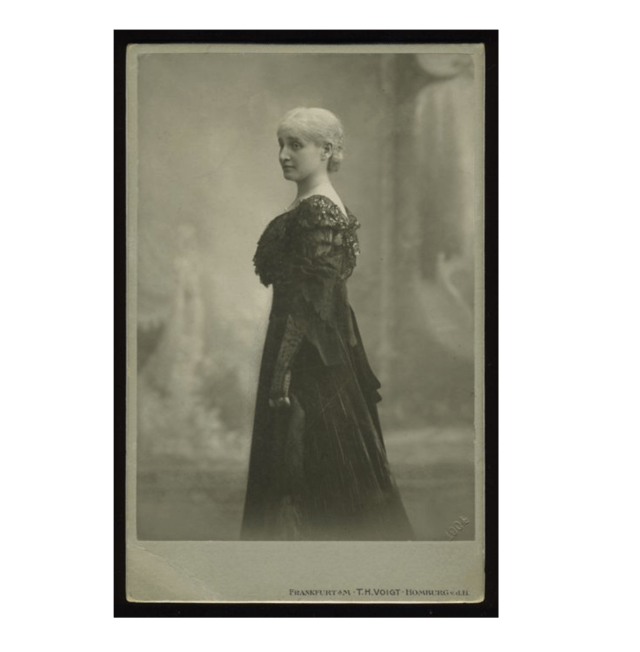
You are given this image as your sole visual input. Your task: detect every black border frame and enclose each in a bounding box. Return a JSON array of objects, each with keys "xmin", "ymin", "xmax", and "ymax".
[{"xmin": 114, "ymin": 29, "xmax": 498, "ymax": 618}]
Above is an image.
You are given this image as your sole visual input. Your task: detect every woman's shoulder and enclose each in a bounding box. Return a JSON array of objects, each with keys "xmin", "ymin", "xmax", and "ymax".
[{"xmin": 292, "ymin": 195, "xmax": 360, "ymax": 232}]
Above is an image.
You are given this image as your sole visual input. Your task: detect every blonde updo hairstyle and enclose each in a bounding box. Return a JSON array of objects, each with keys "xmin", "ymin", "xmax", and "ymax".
[{"xmin": 277, "ymin": 107, "xmax": 345, "ymax": 173}]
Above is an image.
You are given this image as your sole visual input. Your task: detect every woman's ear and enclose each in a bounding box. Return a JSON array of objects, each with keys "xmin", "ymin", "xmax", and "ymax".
[{"xmin": 321, "ymin": 143, "xmax": 333, "ymax": 160}]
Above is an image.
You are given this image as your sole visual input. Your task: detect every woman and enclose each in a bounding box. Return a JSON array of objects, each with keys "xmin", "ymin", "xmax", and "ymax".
[{"xmin": 240, "ymin": 107, "xmax": 413, "ymax": 541}]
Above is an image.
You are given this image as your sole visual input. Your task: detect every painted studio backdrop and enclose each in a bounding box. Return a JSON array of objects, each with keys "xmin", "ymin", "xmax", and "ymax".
[{"xmin": 134, "ymin": 52, "xmax": 479, "ymax": 541}]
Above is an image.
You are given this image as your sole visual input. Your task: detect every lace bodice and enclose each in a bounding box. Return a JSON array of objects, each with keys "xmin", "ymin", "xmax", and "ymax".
[{"xmin": 253, "ymin": 195, "xmax": 360, "ymax": 289}]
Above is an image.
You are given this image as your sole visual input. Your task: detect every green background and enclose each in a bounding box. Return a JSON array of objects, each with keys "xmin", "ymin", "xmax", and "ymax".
[{"xmin": 2, "ymin": 8, "xmax": 638, "ymax": 632}]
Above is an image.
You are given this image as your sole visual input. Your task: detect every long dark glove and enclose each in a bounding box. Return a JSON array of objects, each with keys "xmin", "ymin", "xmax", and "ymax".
[{"xmin": 269, "ymin": 315, "xmax": 305, "ymax": 409}]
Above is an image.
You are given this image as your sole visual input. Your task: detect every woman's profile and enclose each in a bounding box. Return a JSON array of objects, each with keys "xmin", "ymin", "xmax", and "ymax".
[{"xmin": 240, "ymin": 107, "xmax": 414, "ymax": 541}]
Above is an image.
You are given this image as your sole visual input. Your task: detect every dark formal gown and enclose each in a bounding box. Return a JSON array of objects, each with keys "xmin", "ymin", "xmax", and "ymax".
[{"xmin": 240, "ymin": 195, "xmax": 413, "ymax": 541}]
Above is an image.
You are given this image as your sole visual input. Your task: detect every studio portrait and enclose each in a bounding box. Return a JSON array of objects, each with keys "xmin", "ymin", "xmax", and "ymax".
[{"xmin": 131, "ymin": 47, "xmax": 482, "ymax": 549}]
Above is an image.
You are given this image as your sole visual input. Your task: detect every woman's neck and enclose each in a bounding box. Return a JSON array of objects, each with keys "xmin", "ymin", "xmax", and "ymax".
[
  {"xmin": 289, "ymin": 177, "xmax": 346, "ymax": 216},
  {"xmin": 295, "ymin": 175, "xmax": 332, "ymax": 202}
]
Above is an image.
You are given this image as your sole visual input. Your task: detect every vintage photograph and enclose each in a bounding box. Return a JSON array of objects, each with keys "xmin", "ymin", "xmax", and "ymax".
[{"xmin": 126, "ymin": 42, "xmax": 485, "ymax": 602}]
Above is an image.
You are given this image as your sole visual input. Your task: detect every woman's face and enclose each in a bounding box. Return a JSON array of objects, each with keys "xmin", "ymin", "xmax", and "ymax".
[{"xmin": 277, "ymin": 127, "xmax": 328, "ymax": 183}]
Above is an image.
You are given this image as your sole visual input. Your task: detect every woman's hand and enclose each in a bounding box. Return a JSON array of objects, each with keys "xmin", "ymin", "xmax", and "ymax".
[{"xmin": 269, "ymin": 395, "xmax": 291, "ymax": 409}]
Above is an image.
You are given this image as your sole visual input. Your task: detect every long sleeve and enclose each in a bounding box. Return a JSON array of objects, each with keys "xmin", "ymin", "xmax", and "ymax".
[{"xmin": 268, "ymin": 314, "xmax": 305, "ymax": 405}]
